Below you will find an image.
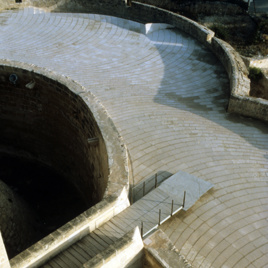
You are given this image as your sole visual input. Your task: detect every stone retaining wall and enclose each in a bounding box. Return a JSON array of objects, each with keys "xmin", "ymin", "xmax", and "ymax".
[
  {"xmin": 0, "ymin": 60, "xmax": 130, "ymax": 268},
  {"xmin": 229, "ymin": 95, "xmax": 268, "ymax": 121},
  {"xmin": 242, "ymin": 56, "xmax": 268, "ymax": 70},
  {"xmin": 120, "ymin": 2, "xmax": 267, "ymax": 122},
  {"xmin": 0, "ymin": 232, "xmax": 10, "ymax": 268},
  {"xmin": 0, "ymin": 63, "xmax": 108, "ymax": 205},
  {"xmin": 0, "ymin": 181, "xmax": 41, "ymax": 259}
]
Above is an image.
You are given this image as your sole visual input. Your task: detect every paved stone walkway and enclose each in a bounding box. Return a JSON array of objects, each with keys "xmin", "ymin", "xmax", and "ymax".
[{"xmin": 0, "ymin": 8, "xmax": 267, "ymax": 268}]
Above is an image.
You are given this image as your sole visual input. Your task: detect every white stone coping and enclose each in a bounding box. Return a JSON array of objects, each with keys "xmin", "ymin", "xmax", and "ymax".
[
  {"xmin": 144, "ymin": 229, "xmax": 191, "ymax": 268},
  {"xmin": 128, "ymin": 2, "xmax": 267, "ymax": 122},
  {"xmin": 0, "ymin": 232, "xmax": 10, "ymax": 268}
]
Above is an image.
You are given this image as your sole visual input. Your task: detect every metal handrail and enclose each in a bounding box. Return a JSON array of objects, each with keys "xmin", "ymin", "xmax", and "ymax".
[
  {"xmin": 131, "ymin": 172, "xmax": 173, "ymax": 203},
  {"xmin": 141, "ymin": 191, "xmax": 186, "ymax": 238}
]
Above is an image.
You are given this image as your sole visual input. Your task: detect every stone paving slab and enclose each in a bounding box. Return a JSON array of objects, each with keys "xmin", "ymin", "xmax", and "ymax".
[
  {"xmin": 0, "ymin": 8, "xmax": 267, "ymax": 268},
  {"xmin": 159, "ymin": 170, "xmax": 214, "ymax": 211}
]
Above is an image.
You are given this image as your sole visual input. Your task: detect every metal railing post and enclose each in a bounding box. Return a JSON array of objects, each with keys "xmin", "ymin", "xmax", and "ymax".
[
  {"xmin": 158, "ymin": 209, "xmax": 161, "ymax": 226},
  {"xmin": 143, "ymin": 181, "xmax": 145, "ymax": 196},
  {"xmin": 155, "ymin": 173, "xmax": 157, "ymax": 188},
  {"xmin": 171, "ymin": 200, "xmax": 174, "ymax": 216},
  {"xmin": 183, "ymin": 191, "xmax": 186, "ymax": 208},
  {"xmin": 130, "ymin": 185, "xmax": 134, "ymax": 204}
]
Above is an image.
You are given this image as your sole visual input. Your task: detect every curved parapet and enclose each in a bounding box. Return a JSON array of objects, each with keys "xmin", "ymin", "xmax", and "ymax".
[
  {"xmin": 121, "ymin": 2, "xmax": 267, "ymax": 122},
  {"xmin": 0, "ymin": 59, "xmax": 130, "ymax": 267}
]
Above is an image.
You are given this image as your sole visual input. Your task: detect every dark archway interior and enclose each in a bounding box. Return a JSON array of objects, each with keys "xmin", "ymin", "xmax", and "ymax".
[{"xmin": 0, "ymin": 66, "xmax": 109, "ymax": 258}]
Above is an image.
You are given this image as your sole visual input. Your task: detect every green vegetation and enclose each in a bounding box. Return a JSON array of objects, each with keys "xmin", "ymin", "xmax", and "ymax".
[{"xmin": 248, "ymin": 67, "xmax": 263, "ymax": 81}]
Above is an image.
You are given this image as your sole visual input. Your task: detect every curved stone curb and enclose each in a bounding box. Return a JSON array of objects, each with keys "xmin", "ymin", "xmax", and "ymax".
[
  {"xmin": 0, "ymin": 59, "xmax": 130, "ymax": 268},
  {"xmin": 127, "ymin": 2, "xmax": 267, "ymax": 122}
]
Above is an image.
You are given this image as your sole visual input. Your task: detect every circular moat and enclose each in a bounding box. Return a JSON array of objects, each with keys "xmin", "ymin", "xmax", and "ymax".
[{"xmin": 0, "ymin": 65, "xmax": 110, "ymax": 258}]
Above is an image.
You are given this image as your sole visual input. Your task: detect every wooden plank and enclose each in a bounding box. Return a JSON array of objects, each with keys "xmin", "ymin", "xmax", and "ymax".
[
  {"xmin": 101, "ymin": 221, "xmax": 125, "ymax": 239},
  {"xmin": 76, "ymin": 238, "xmax": 100, "ymax": 256},
  {"xmin": 41, "ymin": 263, "xmax": 54, "ymax": 268},
  {"xmin": 133, "ymin": 204, "xmax": 160, "ymax": 224},
  {"xmin": 71, "ymin": 244, "xmax": 92, "ymax": 261},
  {"xmin": 60, "ymin": 251, "xmax": 81, "ymax": 268},
  {"xmin": 109, "ymin": 218, "xmax": 131, "ymax": 232},
  {"xmin": 43, "ymin": 255, "xmax": 67, "ymax": 268},
  {"xmin": 47, "ymin": 259, "xmax": 64, "ymax": 268},
  {"xmin": 94, "ymin": 227, "xmax": 117, "ymax": 243},
  {"xmin": 111, "ymin": 214, "xmax": 136, "ymax": 229},
  {"xmin": 83, "ymin": 234, "xmax": 106, "ymax": 252},
  {"xmin": 141, "ymin": 188, "xmax": 169, "ymax": 202},
  {"xmin": 89, "ymin": 232, "xmax": 110, "ymax": 248},
  {"xmin": 66, "ymin": 246, "xmax": 88, "ymax": 265},
  {"xmin": 55, "ymin": 255, "xmax": 73, "ymax": 268},
  {"xmin": 134, "ymin": 199, "xmax": 159, "ymax": 212}
]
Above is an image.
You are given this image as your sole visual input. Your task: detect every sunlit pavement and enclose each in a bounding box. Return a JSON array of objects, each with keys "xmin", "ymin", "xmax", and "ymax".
[{"xmin": 0, "ymin": 8, "xmax": 267, "ymax": 267}]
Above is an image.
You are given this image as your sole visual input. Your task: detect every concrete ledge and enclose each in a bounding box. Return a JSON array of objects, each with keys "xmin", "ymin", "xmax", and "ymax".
[
  {"xmin": 144, "ymin": 229, "xmax": 191, "ymax": 268},
  {"xmin": 228, "ymin": 95, "xmax": 268, "ymax": 122},
  {"xmin": 242, "ymin": 55, "xmax": 268, "ymax": 69},
  {"xmin": 82, "ymin": 227, "xmax": 144, "ymax": 268},
  {"xmin": 121, "ymin": 3, "xmax": 267, "ymax": 122},
  {"xmin": 0, "ymin": 232, "xmax": 10, "ymax": 268},
  {"xmin": 209, "ymin": 38, "xmax": 268, "ymax": 122},
  {"xmin": 0, "ymin": 60, "xmax": 130, "ymax": 268}
]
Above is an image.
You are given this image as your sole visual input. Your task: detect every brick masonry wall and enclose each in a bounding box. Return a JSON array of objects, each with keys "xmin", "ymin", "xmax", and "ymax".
[
  {"xmin": 0, "ymin": 61, "xmax": 130, "ymax": 267},
  {"xmin": 0, "ymin": 65, "xmax": 108, "ymax": 205},
  {"xmin": 0, "ymin": 180, "xmax": 40, "ymax": 258}
]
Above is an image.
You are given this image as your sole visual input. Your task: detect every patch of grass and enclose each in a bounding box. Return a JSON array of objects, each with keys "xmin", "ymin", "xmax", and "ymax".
[{"xmin": 248, "ymin": 67, "xmax": 263, "ymax": 81}]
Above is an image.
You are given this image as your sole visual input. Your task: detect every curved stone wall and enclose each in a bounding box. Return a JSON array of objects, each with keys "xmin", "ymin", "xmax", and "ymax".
[
  {"xmin": 0, "ymin": 64, "xmax": 108, "ymax": 205},
  {"xmin": 0, "ymin": 60, "xmax": 130, "ymax": 267},
  {"xmin": 0, "ymin": 180, "xmax": 40, "ymax": 258},
  {"xmin": 210, "ymin": 38, "xmax": 268, "ymax": 121},
  {"xmin": 119, "ymin": 2, "xmax": 267, "ymax": 122}
]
